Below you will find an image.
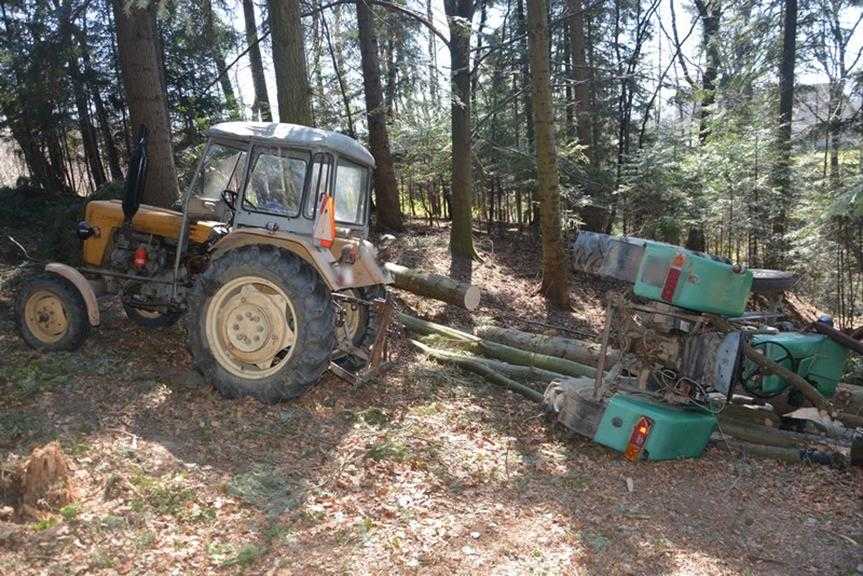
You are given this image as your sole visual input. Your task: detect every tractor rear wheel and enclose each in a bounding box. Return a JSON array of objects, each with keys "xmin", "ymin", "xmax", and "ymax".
[
  {"xmin": 16, "ymin": 274, "xmax": 88, "ymax": 351},
  {"xmin": 186, "ymin": 245, "xmax": 336, "ymax": 403},
  {"xmin": 334, "ymin": 285, "xmax": 386, "ymax": 371}
]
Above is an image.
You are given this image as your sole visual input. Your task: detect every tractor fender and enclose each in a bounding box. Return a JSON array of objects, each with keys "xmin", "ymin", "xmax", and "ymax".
[
  {"xmin": 45, "ymin": 263, "xmax": 100, "ymax": 326},
  {"xmin": 210, "ymin": 230, "xmax": 341, "ymax": 289},
  {"xmin": 210, "ymin": 230, "xmax": 390, "ymax": 290}
]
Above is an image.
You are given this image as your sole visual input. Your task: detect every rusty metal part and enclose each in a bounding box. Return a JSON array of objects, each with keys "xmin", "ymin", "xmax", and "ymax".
[{"xmin": 329, "ymin": 295, "xmax": 394, "ymax": 385}]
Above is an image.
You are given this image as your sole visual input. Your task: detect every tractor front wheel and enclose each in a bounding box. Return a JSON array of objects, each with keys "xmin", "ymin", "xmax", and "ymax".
[
  {"xmin": 16, "ymin": 273, "xmax": 88, "ymax": 351},
  {"xmin": 186, "ymin": 245, "xmax": 336, "ymax": 403}
]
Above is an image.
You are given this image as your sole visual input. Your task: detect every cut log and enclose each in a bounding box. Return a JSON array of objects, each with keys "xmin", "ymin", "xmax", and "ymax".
[
  {"xmin": 410, "ymin": 339, "xmax": 544, "ymax": 403},
  {"xmin": 475, "ymin": 324, "xmax": 618, "ymax": 367},
  {"xmin": 399, "ymin": 312, "xmax": 597, "ymax": 378},
  {"xmin": 417, "ymin": 335, "xmax": 568, "ymax": 383},
  {"xmin": 384, "ymin": 262, "xmax": 481, "ymax": 311}
]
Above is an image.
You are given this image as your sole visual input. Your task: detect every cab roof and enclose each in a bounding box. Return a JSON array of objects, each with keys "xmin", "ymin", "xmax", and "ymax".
[{"xmin": 207, "ymin": 121, "xmax": 375, "ymax": 167}]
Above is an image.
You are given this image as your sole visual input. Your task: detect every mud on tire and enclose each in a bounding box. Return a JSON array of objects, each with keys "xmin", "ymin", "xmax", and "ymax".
[{"xmin": 186, "ymin": 245, "xmax": 336, "ymax": 403}]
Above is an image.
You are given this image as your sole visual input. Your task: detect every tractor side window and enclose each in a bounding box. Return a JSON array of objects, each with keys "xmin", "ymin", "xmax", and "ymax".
[
  {"xmin": 304, "ymin": 154, "xmax": 332, "ymax": 219},
  {"xmin": 333, "ymin": 159, "xmax": 369, "ymax": 225},
  {"xmin": 244, "ymin": 149, "xmax": 308, "ymax": 217},
  {"xmin": 191, "ymin": 144, "xmax": 247, "ymax": 199}
]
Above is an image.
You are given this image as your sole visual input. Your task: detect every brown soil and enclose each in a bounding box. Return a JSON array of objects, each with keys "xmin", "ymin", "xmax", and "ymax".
[{"xmin": 0, "ymin": 223, "xmax": 860, "ymax": 575}]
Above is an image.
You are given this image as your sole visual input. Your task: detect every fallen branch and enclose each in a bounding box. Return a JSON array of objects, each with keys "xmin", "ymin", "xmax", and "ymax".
[
  {"xmin": 410, "ymin": 339, "xmax": 544, "ymax": 403},
  {"xmin": 400, "ymin": 312, "xmax": 597, "ymax": 378},
  {"xmin": 385, "ymin": 262, "xmax": 481, "ymax": 311}
]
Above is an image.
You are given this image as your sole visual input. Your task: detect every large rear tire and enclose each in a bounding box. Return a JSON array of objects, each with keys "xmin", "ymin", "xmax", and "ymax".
[
  {"xmin": 16, "ymin": 273, "xmax": 88, "ymax": 352},
  {"xmin": 186, "ymin": 245, "xmax": 336, "ymax": 403}
]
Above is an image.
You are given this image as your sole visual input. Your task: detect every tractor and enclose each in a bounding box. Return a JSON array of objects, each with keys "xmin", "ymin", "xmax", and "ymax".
[{"xmin": 15, "ymin": 122, "xmax": 393, "ymax": 403}]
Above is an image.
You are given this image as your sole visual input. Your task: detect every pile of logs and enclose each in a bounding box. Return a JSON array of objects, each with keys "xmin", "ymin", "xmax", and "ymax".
[{"xmin": 385, "ymin": 263, "xmax": 862, "ymax": 466}]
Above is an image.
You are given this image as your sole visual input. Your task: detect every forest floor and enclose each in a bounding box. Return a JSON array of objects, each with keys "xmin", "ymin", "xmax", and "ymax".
[{"xmin": 0, "ymin": 221, "xmax": 862, "ymax": 575}]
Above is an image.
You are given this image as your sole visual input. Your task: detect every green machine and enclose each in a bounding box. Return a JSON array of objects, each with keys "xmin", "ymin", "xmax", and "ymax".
[
  {"xmin": 742, "ymin": 333, "xmax": 848, "ymax": 403},
  {"xmin": 546, "ymin": 231, "xmax": 854, "ymax": 462}
]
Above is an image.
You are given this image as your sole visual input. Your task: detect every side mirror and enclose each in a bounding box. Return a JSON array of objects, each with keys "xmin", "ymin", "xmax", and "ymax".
[{"xmin": 221, "ymin": 189, "xmax": 238, "ymax": 211}]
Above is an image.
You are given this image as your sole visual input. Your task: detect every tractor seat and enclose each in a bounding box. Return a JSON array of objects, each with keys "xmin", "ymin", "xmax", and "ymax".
[{"xmin": 86, "ymin": 200, "xmax": 220, "ymax": 244}]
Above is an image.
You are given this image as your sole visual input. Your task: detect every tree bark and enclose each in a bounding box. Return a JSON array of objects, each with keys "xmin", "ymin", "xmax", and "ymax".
[
  {"xmin": 526, "ymin": 0, "xmax": 570, "ymax": 307},
  {"xmin": 444, "ymin": 0, "xmax": 475, "ymax": 262},
  {"xmin": 384, "ymin": 262, "xmax": 480, "ymax": 310},
  {"xmin": 567, "ymin": 0, "xmax": 592, "ymax": 156},
  {"xmin": 355, "ymin": 0, "xmax": 403, "ymax": 231},
  {"xmin": 270, "ymin": 0, "xmax": 313, "ymax": 125},
  {"xmin": 695, "ymin": 0, "xmax": 720, "ymax": 144},
  {"xmin": 111, "ymin": 0, "xmax": 178, "ymax": 207},
  {"xmin": 242, "ymin": 0, "xmax": 272, "ymax": 121},
  {"xmin": 767, "ymin": 0, "xmax": 797, "ymax": 268},
  {"xmin": 475, "ymin": 325, "xmax": 619, "ymax": 367}
]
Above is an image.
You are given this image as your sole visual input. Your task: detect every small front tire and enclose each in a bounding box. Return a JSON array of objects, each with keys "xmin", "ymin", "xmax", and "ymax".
[{"xmin": 15, "ymin": 273, "xmax": 89, "ymax": 352}]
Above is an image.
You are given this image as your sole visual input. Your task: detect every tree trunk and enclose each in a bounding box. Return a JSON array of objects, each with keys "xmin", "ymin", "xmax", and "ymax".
[
  {"xmin": 767, "ymin": 0, "xmax": 797, "ymax": 268},
  {"xmin": 356, "ymin": 0, "xmax": 403, "ymax": 231},
  {"xmin": 74, "ymin": 25, "xmax": 124, "ymax": 181},
  {"xmin": 384, "ymin": 262, "xmax": 480, "ymax": 310},
  {"xmin": 68, "ymin": 54, "xmax": 106, "ymax": 190},
  {"xmin": 242, "ymin": 0, "xmax": 272, "ymax": 121},
  {"xmin": 269, "ymin": 0, "xmax": 313, "ymax": 125},
  {"xmin": 444, "ymin": 0, "xmax": 476, "ymax": 262},
  {"xmin": 112, "ymin": 0, "xmax": 179, "ymax": 207},
  {"xmin": 475, "ymin": 325, "xmax": 618, "ymax": 367},
  {"xmin": 695, "ymin": 0, "xmax": 720, "ymax": 144},
  {"xmin": 526, "ymin": 0, "xmax": 570, "ymax": 308},
  {"xmin": 567, "ymin": 0, "xmax": 591, "ymax": 156}
]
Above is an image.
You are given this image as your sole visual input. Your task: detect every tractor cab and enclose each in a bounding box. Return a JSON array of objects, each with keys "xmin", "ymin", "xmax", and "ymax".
[{"xmin": 186, "ymin": 122, "xmax": 375, "ymax": 240}]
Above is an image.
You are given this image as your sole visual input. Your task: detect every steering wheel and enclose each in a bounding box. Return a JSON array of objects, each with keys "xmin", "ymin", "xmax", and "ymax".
[
  {"xmin": 221, "ymin": 189, "xmax": 238, "ymax": 212},
  {"xmin": 741, "ymin": 340, "xmax": 795, "ymax": 398}
]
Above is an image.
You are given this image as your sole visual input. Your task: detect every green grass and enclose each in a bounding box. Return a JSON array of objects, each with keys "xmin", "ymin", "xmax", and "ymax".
[
  {"xmin": 130, "ymin": 473, "xmax": 197, "ymax": 518},
  {"xmin": 32, "ymin": 516, "xmax": 59, "ymax": 532},
  {"xmin": 59, "ymin": 503, "xmax": 79, "ymax": 522},
  {"xmin": 227, "ymin": 466, "xmax": 297, "ymax": 517}
]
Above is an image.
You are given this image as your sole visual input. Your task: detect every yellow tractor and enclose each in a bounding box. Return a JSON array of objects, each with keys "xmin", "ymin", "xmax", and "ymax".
[{"xmin": 16, "ymin": 123, "xmax": 393, "ymax": 402}]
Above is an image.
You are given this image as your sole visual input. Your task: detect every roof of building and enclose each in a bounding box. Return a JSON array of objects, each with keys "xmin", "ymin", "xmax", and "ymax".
[{"xmin": 207, "ymin": 122, "xmax": 375, "ymax": 167}]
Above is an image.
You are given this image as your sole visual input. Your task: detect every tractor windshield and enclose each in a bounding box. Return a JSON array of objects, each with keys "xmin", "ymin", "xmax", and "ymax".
[{"xmin": 190, "ymin": 143, "xmax": 247, "ymax": 200}]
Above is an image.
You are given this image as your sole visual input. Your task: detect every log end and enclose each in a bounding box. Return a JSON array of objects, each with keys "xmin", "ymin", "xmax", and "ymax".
[{"xmin": 464, "ymin": 286, "xmax": 481, "ymax": 311}]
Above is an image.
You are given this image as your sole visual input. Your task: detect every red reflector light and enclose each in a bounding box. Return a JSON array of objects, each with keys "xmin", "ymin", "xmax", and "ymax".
[
  {"xmin": 623, "ymin": 416, "xmax": 653, "ymax": 462},
  {"xmin": 132, "ymin": 246, "xmax": 149, "ymax": 270},
  {"xmin": 660, "ymin": 253, "xmax": 686, "ymax": 302}
]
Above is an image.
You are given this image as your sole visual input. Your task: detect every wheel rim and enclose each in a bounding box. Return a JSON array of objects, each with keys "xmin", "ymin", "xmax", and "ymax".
[
  {"xmin": 340, "ymin": 289, "xmax": 363, "ymax": 343},
  {"xmin": 24, "ymin": 290, "xmax": 69, "ymax": 344},
  {"xmin": 205, "ymin": 276, "xmax": 297, "ymax": 379}
]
